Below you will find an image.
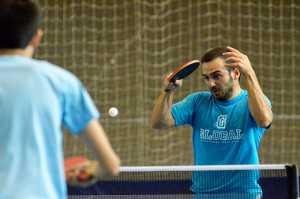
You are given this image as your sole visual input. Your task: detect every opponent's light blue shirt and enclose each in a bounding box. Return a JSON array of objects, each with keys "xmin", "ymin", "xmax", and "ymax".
[
  {"xmin": 0, "ymin": 55, "xmax": 99, "ymax": 199},
  {"xmin": 172, "ymin": 90, "xmax": 272, "ymax": 197}
]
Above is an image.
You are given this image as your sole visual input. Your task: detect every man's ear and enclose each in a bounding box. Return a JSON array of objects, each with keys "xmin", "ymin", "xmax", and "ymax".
[
  {"xmin": 232, "ymin": 67, "xmax": 241, "ymax": 80},
  {"xmin": 30, "ymin": 29, "xmax": 43, "ymax": 49}
]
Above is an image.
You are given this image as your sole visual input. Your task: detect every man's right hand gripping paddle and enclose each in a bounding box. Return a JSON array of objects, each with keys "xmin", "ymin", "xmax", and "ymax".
[{"xmin": 164, "ymin": 60, "xmax": 200, "ymax": 92}]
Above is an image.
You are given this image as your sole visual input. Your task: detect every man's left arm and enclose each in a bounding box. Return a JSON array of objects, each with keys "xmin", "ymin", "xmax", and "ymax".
[{"xmin": 223, "ymin": 46, "xmax": 272, "ymax": 128}]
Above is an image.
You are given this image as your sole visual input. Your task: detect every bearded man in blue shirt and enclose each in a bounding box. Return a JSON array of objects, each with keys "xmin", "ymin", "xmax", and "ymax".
[{"xmin": 151, "ymin": 46, "xmax": 272, "ymax": 199}]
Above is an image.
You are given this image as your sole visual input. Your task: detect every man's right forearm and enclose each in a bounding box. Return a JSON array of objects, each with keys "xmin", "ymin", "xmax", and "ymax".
[{"xmin": 151, "ymin": 90, "xmax": 176, "ymax": 129}]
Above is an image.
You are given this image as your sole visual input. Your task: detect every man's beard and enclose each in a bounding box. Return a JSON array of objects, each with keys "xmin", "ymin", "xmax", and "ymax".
[{"xmin": 210, "ymin": 77, "xmax": 234, "ymax": 101}]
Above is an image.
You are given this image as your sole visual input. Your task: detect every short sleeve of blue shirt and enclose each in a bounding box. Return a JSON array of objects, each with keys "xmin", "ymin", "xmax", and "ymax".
[
  {"xmin": 171, "ymin": 92, "xmax": 203, "ymax": 126},
  {"xmin": 61, "ymin": 73, "xmax": 100, "ymax": 134}
]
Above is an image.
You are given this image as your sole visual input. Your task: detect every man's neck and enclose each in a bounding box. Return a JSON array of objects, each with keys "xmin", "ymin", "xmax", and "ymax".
[{"xmin": 227, "ymin": 85, "xmax": 243, "ymax": 101}]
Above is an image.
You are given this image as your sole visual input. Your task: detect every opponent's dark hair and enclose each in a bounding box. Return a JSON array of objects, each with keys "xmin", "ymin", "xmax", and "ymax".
[{"xmin": 0, "ymin": 0, "xmax": 41, "ymax": 49}]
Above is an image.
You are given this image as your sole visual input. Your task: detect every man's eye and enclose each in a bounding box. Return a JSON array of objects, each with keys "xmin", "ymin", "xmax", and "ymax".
[{"xmin": 213, "ymin": 74, "xmax": 220, "ymax": 79}]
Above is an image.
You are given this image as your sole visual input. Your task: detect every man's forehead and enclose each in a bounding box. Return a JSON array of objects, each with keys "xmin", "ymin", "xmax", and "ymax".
[{"xmin": 202, "ymin": 57, "xmax": 227, "ymax": 75}]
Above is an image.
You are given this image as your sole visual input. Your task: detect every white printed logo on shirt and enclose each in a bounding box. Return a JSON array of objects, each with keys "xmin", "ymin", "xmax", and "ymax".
[
  {"xmin": 215, "ymin": 115, "xmax": 227, "ymax": 129},
  {"xmin": 199, "ymin": 114, "xmax": 243, "ymax": 144}
]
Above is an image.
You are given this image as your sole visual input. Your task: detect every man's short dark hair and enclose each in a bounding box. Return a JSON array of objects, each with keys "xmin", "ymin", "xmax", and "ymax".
[
  {"xmin": 201, "ymin": 47, "xmax": 240, "ymax": 79},
  {"xmin": 201, "ymin": 47, "xmax": 229, "ymax": 64},
  {"xmin": 0, "ymin": 0, "xmax": 41, "ymax": 50}
]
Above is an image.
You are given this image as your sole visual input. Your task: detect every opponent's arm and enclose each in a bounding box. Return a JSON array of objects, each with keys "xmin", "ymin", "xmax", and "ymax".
[
  {"xmin": 78, "ymin": 119, "xmax": 121, "ymax": 177},
  {"xmin": 151, "ymin": 74, "xmax": 182, "ymax": 129},
  {"xmin": 224, "ymin": 46, "xmax": 272, "ymax": 128}
]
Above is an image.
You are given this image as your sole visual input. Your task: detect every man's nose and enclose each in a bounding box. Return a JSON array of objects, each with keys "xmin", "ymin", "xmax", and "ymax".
[{"xmin": 208, "ymin": 79, "xmax": 216, "ymax": 87}]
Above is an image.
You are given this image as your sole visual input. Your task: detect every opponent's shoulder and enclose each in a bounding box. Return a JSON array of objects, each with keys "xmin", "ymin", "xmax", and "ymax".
[
  {"xmin": 27, "ymin": 59, "xmax": 84, "ymax": 95},
  {"xmin": 32, "ymin": 59, "xmax": 75, "ymax": 77},
  {"xmin": 30, "ymin": 59, "xmax": 80, "ymax": 84}
]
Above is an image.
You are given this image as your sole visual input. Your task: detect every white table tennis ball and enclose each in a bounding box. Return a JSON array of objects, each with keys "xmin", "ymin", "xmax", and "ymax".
[{"xmin": 109, "ymin": 107, "xmax": 118, "ymax": 117}]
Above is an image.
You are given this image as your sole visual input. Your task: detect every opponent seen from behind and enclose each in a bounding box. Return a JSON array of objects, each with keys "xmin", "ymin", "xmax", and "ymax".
[{"xmin": 0, "ymin": 0, "xmax": 120, "ymax": 198}]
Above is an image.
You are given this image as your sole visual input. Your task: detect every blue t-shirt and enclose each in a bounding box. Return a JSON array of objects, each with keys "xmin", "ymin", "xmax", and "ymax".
[
  {"xmin": 171, "ymin": 90, "xmax": 272, "ymax": 197},
  {"xmin": 0, "ymin": 55, "xmax": 99, "ymax": 199}
]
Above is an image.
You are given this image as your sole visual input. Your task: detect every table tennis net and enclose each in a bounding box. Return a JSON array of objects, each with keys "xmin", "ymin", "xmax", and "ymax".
[{"xmin": 68, "ymin": 164, "xmax": 299, "ymax": 199}]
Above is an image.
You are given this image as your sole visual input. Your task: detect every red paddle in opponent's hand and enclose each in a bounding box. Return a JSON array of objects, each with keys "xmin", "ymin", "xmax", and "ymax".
[{"xmin": 64, "ymin": 157, "xmax": 92, "ymax": 182}]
